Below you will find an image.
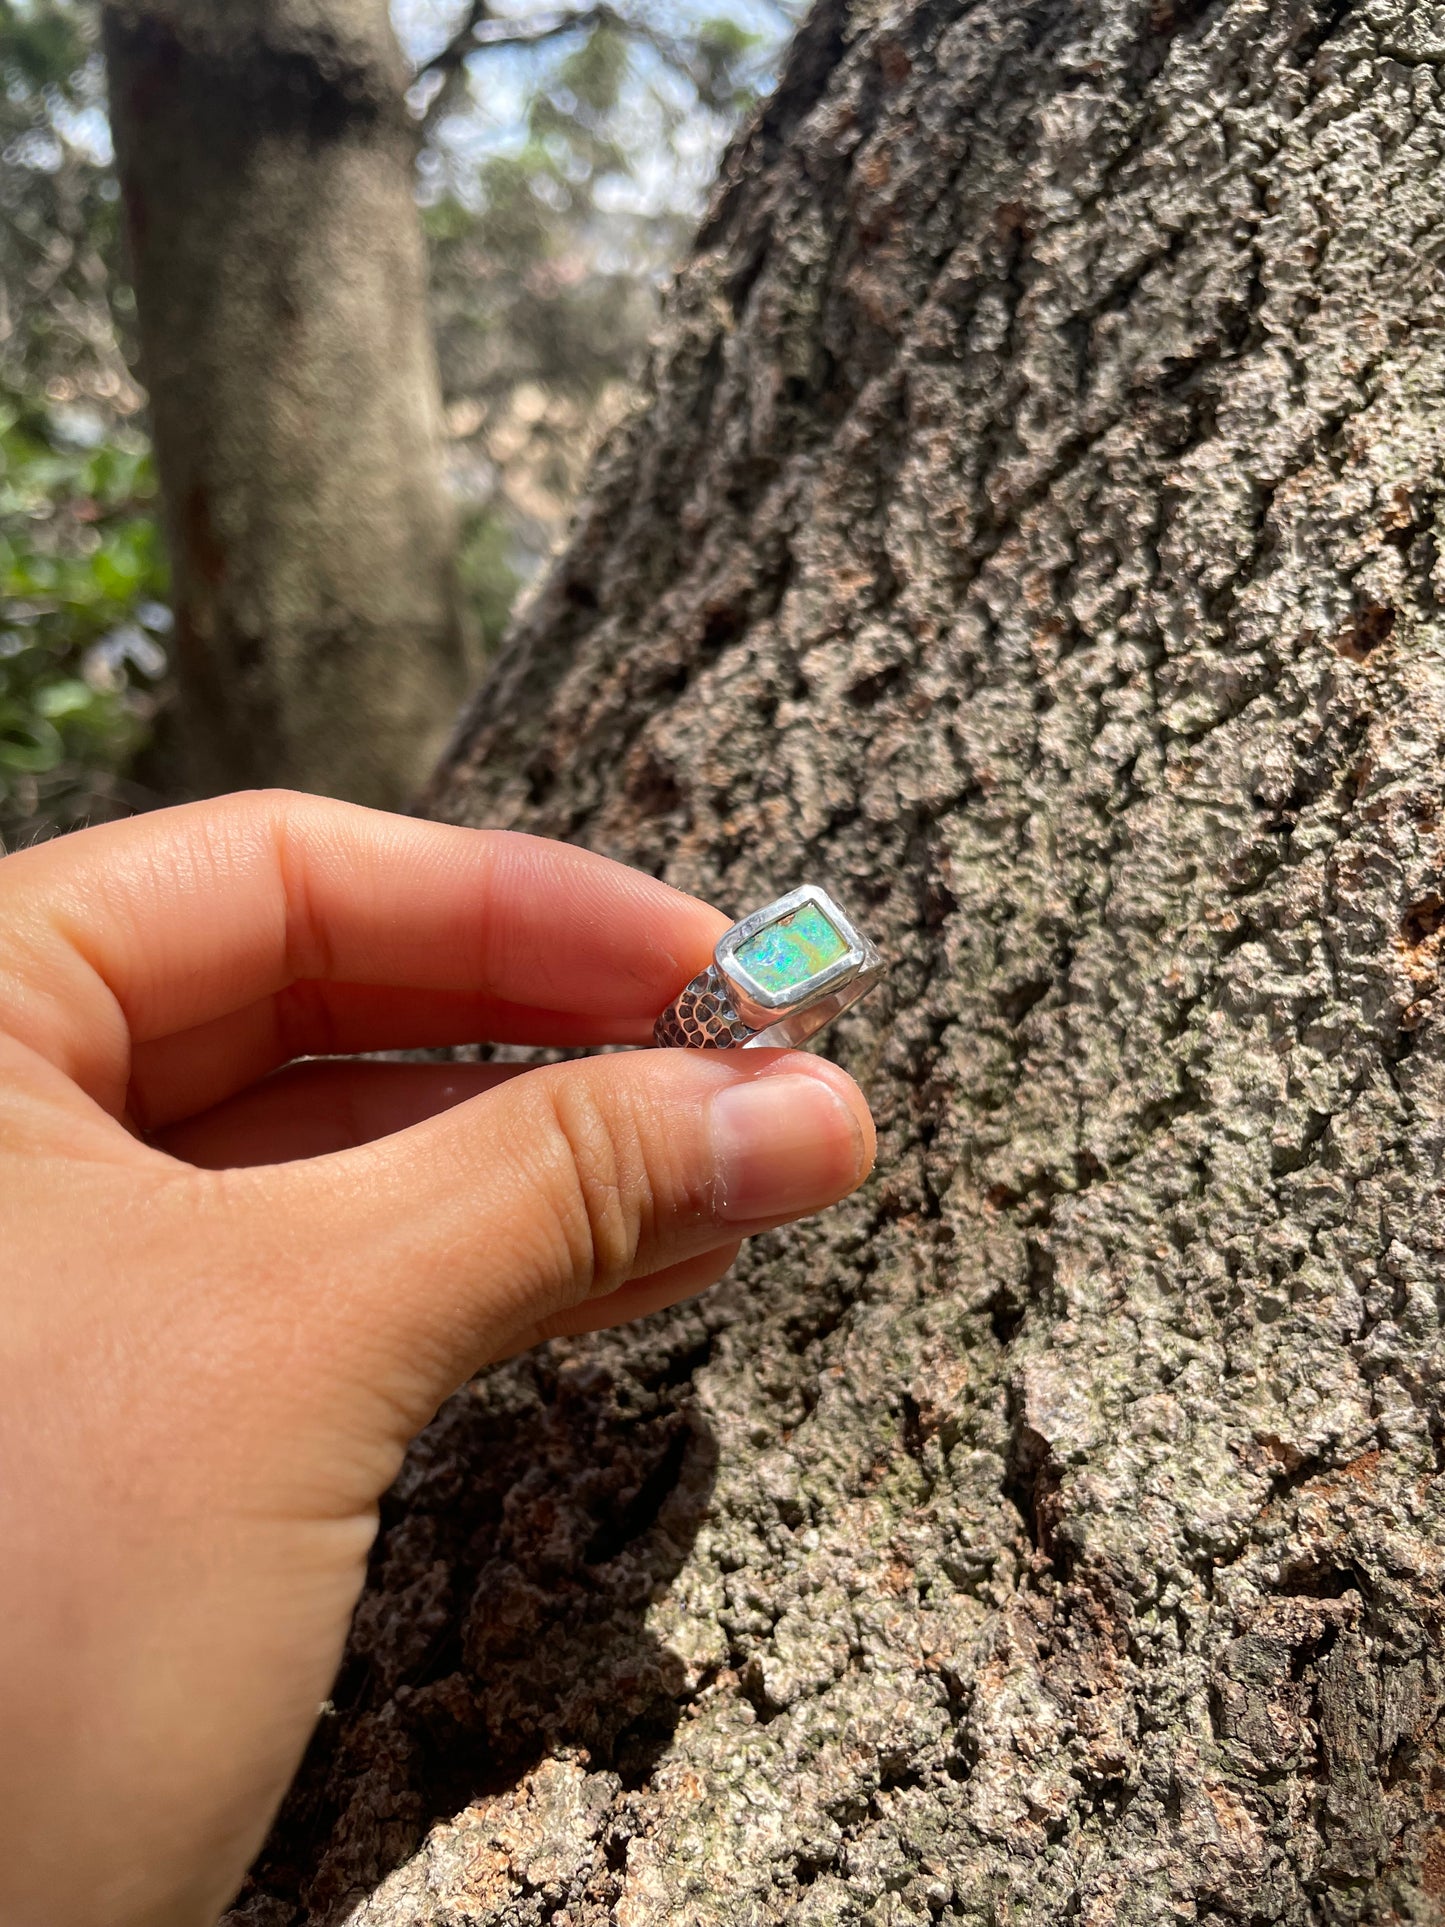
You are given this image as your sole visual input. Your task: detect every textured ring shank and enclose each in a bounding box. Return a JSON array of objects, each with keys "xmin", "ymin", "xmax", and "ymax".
[
  {"xmin": 652, "ymin": 964, "xmax": 754, "ymax": 1048},
  {"xmin": 653, "ymin": 959, "xmax": 882, "ymax": 1050}
]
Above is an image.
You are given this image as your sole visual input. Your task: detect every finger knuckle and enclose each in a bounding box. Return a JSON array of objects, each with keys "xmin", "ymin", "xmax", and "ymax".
[{"xmin": 536, "ymin": 1075, "xmax": 646, "ymax": 1299}]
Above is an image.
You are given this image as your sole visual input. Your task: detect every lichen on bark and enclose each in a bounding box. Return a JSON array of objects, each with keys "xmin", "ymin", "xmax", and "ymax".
[{"xmin": 231, "ymin": 0, "xmax": 1445, "ymax": 1919}]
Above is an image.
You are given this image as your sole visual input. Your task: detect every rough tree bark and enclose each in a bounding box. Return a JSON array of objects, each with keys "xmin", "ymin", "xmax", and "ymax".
[
  {"xmin": 103, "ymin": 0, "xmax": 469, "ymax": 808},
  {"xmin": 229, "ymin": 0, "xmax": 1445, "ymax": 1920}
]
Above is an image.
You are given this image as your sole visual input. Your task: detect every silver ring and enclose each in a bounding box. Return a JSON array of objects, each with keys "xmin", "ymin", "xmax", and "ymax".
[{"xmin": 653, "ymin": 885, "xmax": 885, "ymax": 1050}]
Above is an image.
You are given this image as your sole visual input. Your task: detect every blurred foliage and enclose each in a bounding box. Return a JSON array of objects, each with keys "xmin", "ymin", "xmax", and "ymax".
[
  {"xmin": 0, "ymin": 0, "xmax": 799, "ymax": 841},
  {"xmin": 412, "ymin": 1, "xmax": 801, "ymax": 648},
  {"xmin": 0, "ymin": 0, "xmax": 162, "ymax": 847},
  {"xmin": 0, "ymin": 390, "xmax": 168, "ymax": 844},
  {"xmin": 0, "ymin": 0, "xmax": 120, "ymax": 383}
]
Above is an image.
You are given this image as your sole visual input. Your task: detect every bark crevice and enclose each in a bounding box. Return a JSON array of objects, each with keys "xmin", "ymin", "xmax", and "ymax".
[{"xmin": 242, "ymin": 0, "xmax": 1445, "ymax": 1919}]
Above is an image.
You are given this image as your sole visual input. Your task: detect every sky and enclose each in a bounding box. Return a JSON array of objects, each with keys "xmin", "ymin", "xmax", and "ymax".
[
  {"xmin": 30, "ymin": 2, "xmax": 801, "ymax": 235},
  {"xmin": 391, "ymin": 0, "xmax": 802, "ymax": 223}
]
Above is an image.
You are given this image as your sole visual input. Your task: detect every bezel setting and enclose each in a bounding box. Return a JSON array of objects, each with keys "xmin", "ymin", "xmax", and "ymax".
[{"xmin": 714, "ymin": 884, "xmax": 869, "ymax": 1028}]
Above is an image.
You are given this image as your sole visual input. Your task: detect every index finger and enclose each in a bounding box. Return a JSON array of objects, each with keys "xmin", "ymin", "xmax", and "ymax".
[{"xmin": 0, "ymin": 790, "xmax": 726, "ymax": 1111}]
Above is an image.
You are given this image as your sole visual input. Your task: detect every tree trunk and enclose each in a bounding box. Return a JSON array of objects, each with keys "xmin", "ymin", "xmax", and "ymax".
[
  {"xmin": 103, "ymin": 0, "xmax": 468, "ymax": 809},
  {"xmin": 230, "ymin": 0, "xmax": 1445, "ymax": 1919}
]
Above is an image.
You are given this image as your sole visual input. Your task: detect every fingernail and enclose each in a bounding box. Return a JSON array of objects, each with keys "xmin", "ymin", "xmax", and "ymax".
[{"xmin": 709, "ymin": 1071, "xmax": 868, "ymax": 1224}]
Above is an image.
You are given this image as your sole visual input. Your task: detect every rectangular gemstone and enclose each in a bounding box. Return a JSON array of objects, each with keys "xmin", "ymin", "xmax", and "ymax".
[{"xmin": 733, "ymin": 903, "xmax": 849, "ymax": 997}]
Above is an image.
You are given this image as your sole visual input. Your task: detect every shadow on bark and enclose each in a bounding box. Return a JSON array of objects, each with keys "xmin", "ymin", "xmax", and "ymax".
[{"xmin": 225, "ymin": 1343, "xmax": 719, "ymax": 1926}]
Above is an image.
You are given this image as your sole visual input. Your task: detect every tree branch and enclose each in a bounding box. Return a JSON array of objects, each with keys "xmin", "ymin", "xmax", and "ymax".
[
  {"xmin": 418, "ymin": 3, "xmax": 605, "ymax": 132},
  {"xmin": 415, "ymin": 3, "xmax": 742, "ymax": 132},
  {"xmin": 418, "ymin": 3, "xmax": 604, "ymax": 87},
  {"xmin": 419, "ymin": 0, "xmax": 493, "ymax": 86}
]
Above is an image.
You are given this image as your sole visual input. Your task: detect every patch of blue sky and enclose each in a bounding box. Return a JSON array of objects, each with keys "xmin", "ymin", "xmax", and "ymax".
[{"xmin": 395, "ymin": 0, "xmax": 802, "ymax": 229}]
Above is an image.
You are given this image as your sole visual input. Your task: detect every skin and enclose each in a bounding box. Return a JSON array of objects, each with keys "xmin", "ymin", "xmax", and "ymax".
[{"xmin": 0, "ymin": 791, "xmax": 875, "ymax": 1927}]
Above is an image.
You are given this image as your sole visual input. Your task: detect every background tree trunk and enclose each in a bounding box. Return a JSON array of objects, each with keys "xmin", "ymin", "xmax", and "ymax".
[
  {"xmin": 103, "ymin": 0, "xmax": 469, "ymax": 809},
  {"xmin": 229, "ymin": 0, "xmax": 1445, "ymax": 1919}
]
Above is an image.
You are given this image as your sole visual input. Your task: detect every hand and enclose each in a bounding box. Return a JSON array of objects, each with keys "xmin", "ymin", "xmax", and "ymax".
[{"xmin": 0, "ymin": 792, "xmax": 874, "ymax": 1927}]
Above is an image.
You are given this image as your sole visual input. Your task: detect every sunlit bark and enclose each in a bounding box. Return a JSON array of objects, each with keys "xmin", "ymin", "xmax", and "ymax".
[{"xmin": 234, "ymin": 1, "xmax": 1445, "ymax": 1918}]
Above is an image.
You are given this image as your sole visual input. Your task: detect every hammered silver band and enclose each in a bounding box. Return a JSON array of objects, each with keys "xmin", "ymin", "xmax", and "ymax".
[{"xmin": 652, "ymin": 964, "xmax": 754, "ymax": 1048}]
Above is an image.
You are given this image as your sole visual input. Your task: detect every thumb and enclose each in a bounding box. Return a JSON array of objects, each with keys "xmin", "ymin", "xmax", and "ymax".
[{"xmin": 245, "ymin": 1047, "xmax": 874, "ymax": 1435}]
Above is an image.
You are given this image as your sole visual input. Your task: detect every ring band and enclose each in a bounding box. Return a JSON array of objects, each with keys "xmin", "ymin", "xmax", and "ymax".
[{"xmin": 653, "ymin": 886, "xmax": 884, "ymax": 1051}]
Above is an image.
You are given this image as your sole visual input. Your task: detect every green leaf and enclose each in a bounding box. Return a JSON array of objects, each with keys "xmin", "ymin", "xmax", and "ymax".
[
  {"xmin": 559, "ymin": 25, "xmax": 629, "ymax": 115},
  {"xmin": 33, "ymin": 676, "xmax": 97, "ymax": 720},
  {"xmin": 0, "ymin": 705, "xmax": 63, "ymax": 773},
  {"xmin": 698, "ymin": 18, "xmax": 759, "ymax": 61}
]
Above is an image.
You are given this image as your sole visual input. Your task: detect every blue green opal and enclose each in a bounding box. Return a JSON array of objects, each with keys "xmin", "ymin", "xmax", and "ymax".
[{"xmin": 734, "ymin": 903, "xmax": 849, "ymax": 996}]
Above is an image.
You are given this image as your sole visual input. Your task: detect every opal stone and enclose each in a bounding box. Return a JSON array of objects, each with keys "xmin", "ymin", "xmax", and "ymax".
[{"xmin": 734, "ymin": 903, "xmax": 849, "ymax": 997}]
